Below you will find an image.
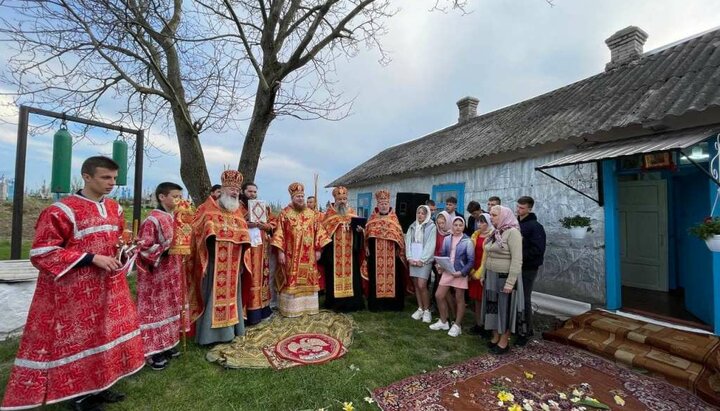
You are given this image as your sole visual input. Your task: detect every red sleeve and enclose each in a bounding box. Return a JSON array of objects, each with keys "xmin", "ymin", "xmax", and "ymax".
[
  {"xmin": 29, "ymin": 205, "xmax": 87, "ymax": 280},
  {"xmin": 137, "ymin": 215, "xmax": 167, "ymax": 267}
]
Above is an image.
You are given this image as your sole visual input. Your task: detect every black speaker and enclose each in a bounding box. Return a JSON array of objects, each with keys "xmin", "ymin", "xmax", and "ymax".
[{"xmin": 395, "ymin": 192, "xmax": 430, "ymax": 232}]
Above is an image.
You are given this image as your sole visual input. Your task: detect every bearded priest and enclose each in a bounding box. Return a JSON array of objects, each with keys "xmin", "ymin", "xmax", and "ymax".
[
  {"xmin": 187, "ymin": 170, "xmax": 251, "ymax": 345},
  {"xmin": 271, "ymin": 182, "xmax": 331, "ymax": 317},
  {"xmin": 319, "ymin": 186, "xmax": 366, "ymax": 312},
  {"xmin": 361, "ymin": 189, "xmax": 408, "ymax": 311}
]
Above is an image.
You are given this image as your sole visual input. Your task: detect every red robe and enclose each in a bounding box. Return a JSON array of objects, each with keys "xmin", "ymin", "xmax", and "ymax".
[
  {"xmin": 241, "ymin": 202, "xmax": 274, "ymax": 325},
  {"xmin": 1, "ymin": 194, "xmax": 144, "ymax": 410},
  {"xmin": 136, "ymin": 208, "xmax": 183, "ymax": 356}
]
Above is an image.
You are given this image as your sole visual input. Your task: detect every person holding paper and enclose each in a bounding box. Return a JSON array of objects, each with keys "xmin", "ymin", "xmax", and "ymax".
[
  {"xmin": 429, "ymin": 216, "xmax": 475, "ymax": 337},
  {"xmin": 240, "ymin": 182, "xmax": 275, "ymax": 325},
  {"xmin": 405, "ymin": 205, "xmax": 437, "ymax": 323}
]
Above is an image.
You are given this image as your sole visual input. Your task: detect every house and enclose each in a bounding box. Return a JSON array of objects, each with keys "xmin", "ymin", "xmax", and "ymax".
[{"xmin": 329, "ymin": 26, "xmax": 720, "ymax": 334}]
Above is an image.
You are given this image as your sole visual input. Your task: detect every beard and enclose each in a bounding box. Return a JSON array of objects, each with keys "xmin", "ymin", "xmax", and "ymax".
[
  {"xmin": 218, "ymin": 193, "xmax": 240, "ymax": 212},
  {"xmin": 336, "ymin": 202, "xmax": 348, "ymax": 216},
  {"xmin": 292, "ymin": 202, "xmax": 306, "ymax": 212}
]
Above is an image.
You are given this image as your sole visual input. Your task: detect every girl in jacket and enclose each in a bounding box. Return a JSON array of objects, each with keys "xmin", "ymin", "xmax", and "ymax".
[
  {"xmin": 430, "ymin": 216, "xmax": 475, "ymax": 337},
  {"xmin": 406, "ymin": 205, "xmax": 437, "ymax": 323}
]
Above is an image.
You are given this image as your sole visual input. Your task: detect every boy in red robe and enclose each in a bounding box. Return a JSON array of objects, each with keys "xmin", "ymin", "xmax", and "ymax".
[
  {"xmin": 136, "ymin": 182, "xmax": 184, "ymax": 370},
  {"xmin": 2, "ymin": 156, "xmax": 144, "ymax": 411}
]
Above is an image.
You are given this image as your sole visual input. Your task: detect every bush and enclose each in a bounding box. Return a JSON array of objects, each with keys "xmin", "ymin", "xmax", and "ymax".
[
  {"xmin": 690, "ymin": 216, "xmax": 720, "ymax": 240},
  {"xmin": 559, "ymin": 215, "xmax": 592, "ymax": 231}
]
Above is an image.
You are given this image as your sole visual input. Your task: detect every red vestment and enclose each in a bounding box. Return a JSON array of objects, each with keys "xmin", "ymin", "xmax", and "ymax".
[
  {"xmin": 241, "ymin": 202, "xmax": 274, "ymax": 325},
  {"xmin": 271, "ymin": 206, "xmax": 331, "ymax": 317},
  {"xmin": 186, "ymin": 197, "xmax": 250, "ymax": 329},
  {"xmin": 1, "ymin": 194, "xmax": 144, "ymax": 410},
  {"xmin": 136, "ymin": 208, "xmax": 183, "ymax": 356},
  {"xmin": 362, "ymin": 209, "xmax": 410, "ymax": 311}
]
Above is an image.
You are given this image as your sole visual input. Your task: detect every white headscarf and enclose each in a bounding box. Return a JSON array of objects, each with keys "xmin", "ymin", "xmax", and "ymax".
[
  {"xmin": 479, "ymin": 212, "xmax": 495, "ymax": 235},
  {"xmin": 414, "ymin": 205, "xmax": 432, "ymax": 243}
]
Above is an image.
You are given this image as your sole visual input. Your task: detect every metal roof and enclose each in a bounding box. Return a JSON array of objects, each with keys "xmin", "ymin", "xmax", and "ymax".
[
  {"xmin": 329, "ymin": 27, "xmax": 720, "ymax": 188},
  {"xmin": 537, "ymin": 126, "xmax": 718, "ymax": 169}
]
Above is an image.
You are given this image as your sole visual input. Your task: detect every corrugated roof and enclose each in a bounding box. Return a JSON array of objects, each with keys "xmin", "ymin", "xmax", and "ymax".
[
  {"xmin": 537, "ymin": 126, "xmax": 718, "ymax": 169},
  {"xmin": 330, "ymin": 28, "xmax": 720, "ymax": 187}
]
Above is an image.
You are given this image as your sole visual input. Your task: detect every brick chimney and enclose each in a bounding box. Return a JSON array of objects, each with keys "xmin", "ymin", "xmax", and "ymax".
[
  {"xmin": 605, "ymin": 26, "xmax": 648, "ymax": 71},
  {"xmin": 456, "ymin": 96, "xmax": 479, "ymax": 123}
]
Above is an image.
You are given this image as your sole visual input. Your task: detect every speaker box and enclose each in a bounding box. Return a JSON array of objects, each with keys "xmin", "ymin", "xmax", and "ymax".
[{"xmin": 395, "ymin": 192, "xmax": 430, "ymax": 232}]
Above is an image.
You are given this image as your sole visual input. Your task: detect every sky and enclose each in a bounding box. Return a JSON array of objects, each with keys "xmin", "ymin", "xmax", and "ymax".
[{"xmin": 1, "ymin": 0, "xmax": 719, "ymax": 207}]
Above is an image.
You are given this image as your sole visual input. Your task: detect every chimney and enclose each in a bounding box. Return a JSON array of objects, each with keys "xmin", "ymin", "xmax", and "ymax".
[
  {"xmin": 456, "ymin": 96, "xmax": 479, "ymax": 123},
  {"xmin": 605, "ymin": 26, "xmax": 648, "ymax": 71}
]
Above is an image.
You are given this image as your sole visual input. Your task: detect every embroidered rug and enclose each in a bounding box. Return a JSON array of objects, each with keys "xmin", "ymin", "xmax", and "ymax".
[
  {"xmin": 372, "ymin": 340, "xmax": 717, "ymax": 410},
  {"xmin": 262, "ymin": 333, "xmax": 348, "ymax": 370},
  {"xmin": 206, "ymin": 310, "xmax": 354, "ymax": 369},
  {"xmin": 544, "ymin": 309, "xmax": 720, "ymax": 405}
]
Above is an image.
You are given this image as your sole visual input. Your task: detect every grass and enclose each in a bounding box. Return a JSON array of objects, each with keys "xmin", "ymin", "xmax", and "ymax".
[{"xmin": 0, "ymin": 298, "xmax": 489, "ymax": 411}]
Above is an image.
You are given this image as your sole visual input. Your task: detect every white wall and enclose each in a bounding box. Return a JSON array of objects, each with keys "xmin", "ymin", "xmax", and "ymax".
[{"xmin": 347, "ymin": 152, "xmax": 607, "ymax": 304}]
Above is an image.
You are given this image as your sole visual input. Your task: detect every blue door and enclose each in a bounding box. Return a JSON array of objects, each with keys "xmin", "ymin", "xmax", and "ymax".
[{"xmin": 357, "ymin": 192, "xmax": 372, "ymax": 218}]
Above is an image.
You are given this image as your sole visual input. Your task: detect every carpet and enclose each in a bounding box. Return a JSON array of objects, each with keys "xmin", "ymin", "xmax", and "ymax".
[
  {"xmin": 544, "ymin": 309, "xmax": 720, "ymax": 405},
  {"xmin": 206, "ymin": 310, "xmax": 354, "ymax": 369},
  {"xmin": 373, "ymin": 340, "xmax": 717, "ymax": 410}
]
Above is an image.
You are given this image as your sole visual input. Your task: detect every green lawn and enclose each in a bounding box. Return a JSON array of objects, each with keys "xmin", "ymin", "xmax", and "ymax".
[
  {"xmin": 0, "ymin": 300, "xmax": 488, "ymax": 411},
  {"xmin": 0, "ymin": 240, "xmax": 31, "ymax": 260}
]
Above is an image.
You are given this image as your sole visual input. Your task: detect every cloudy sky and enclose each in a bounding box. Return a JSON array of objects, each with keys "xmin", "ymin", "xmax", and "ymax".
[{"xmin": 1, "ymin": 0, "xmax": 719, "ymax": 206}]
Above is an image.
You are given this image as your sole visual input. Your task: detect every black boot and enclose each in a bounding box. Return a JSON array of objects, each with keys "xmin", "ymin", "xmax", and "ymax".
[
  {"xmin": 68, "ymin": 395, "xmax": 104, "ymax": 411},
  {"xmin": 165, "ymin": 346, "xmax": 181, "ymax": 360},
  {"xmin": 96, "ymin": 389, "xmax": 126, "ymax": 403}
]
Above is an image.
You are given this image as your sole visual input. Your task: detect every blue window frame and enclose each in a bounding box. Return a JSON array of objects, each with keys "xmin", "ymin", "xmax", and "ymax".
[
  {"xmin": 356, "ymin": 192, "xmax": 372, "ymax": 218},
  {"xmin": 432, "ymin": 183, "xmax": 465, "ymax": 214}
]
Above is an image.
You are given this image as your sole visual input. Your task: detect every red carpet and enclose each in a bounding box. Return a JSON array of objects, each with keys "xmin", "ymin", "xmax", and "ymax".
[
  {"xmin": 373, "ymin": 340, "xmax": 717, "ymax": 410},
  {"xmin": 262, "ymin": 332, "xmax": 346, "ymax": 370}
]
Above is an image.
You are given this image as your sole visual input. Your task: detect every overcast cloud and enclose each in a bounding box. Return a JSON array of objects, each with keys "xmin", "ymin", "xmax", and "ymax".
[{"xmin": 1, "ymin": 0, "xmax": 719, "ymax": 206}]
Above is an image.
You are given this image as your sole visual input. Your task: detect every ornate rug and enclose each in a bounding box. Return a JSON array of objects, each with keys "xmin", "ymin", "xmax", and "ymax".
[
  {"xmin": 373, "ymin": 340, "xmax": 718, "ymax": 410},
  {"xmin": 544, "ymin": 309, "xmax": 720, "ymax": 405},
  {"xmin": 263, "ymin": 333, "xmax": 348, "ymax": 370},
  {"xmin": 206, "ymin": 310, "xmax": 354, "ymax": 369}
]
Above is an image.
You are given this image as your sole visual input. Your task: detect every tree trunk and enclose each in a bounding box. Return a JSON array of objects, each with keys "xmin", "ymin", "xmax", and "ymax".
[
  {"xmin": 238, "ymin": 83, "xmax": 278, "ymax": 183},
  {"xmin": 175, "ymin": 114, "xmax": 211, "ymax": 203}
]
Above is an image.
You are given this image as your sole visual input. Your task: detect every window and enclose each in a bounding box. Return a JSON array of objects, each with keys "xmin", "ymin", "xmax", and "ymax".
[
  {"xmin": 432, "ymin": 183, "xmax": 465, "ymax": 214},
  {"xmin": 356, "ymin": 192, "xmax": 372, "ymax": 218}
]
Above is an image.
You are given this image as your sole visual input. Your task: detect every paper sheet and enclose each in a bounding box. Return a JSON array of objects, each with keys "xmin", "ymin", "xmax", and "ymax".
[
  {"xmin": 410, "ymin": 242, "xmax": 423, "ymax": 261},
  {"xmin": 434, "ymin": 256, "xmax": 455, "ymax": 273},
  {"xmin": 249, "ymin": 227, "xmax": 262, "ymax": 247}
]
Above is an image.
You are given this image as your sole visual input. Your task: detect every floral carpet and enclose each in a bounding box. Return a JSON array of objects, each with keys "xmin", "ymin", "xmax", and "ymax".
[
  {"xmin": 206, "ymin": 310, "xmax": 354, "ymax": 369},
  {"xmin": 372, "ymin": 340, "xmax": 718, "ymax": 410}
]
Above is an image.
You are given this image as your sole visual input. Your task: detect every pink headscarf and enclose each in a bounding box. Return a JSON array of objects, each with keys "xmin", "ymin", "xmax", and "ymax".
[
  {"xmin": 436, "ymin": 210, "xmax": 453, "ymax": 236},
  {"xmin": 490, "ymin": 205, "xmax": 520, "ymax": 248}
]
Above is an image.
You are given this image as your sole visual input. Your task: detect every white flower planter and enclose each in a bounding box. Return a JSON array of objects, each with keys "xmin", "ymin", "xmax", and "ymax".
[
  {"xmin": 705, "ymin": 235, "xmax": 720, "ymax": 252},
  {"xmin": 569, "ymin": 226, "xmax": 589, "ymax": 239}
]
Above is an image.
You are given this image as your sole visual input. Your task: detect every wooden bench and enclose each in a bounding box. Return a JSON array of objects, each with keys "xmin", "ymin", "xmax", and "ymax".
[{"xmin": 0, "ymin": 259, "xmax": 39, "ymax": 282}]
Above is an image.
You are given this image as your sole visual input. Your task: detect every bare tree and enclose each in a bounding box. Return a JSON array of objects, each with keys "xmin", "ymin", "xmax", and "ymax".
[
  {"xmin": 0, "ymin": 0, "xmax": 467, "ymax": 200},
  {"xmin": 199, "ymin": 0, "xmax": 467, "ymax": 182}
]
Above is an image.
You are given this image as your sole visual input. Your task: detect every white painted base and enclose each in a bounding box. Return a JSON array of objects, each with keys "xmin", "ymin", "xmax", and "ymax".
[
  {"xmin": 0, "ymin": 280, "xmax": 37, "ymax": 341},
  {"xmin": 532, "ymin": 291, "xmax": 592, "ymax": 319}
]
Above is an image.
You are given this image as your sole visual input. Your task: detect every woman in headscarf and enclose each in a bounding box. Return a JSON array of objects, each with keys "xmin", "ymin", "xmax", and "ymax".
[
  {"xmin": 406, "ymin": 205, "xmax": 437, "ymax": 323},
  {"xmin": 479, "ymin": 205, "xmax": 526, "ymax": 354},
  {"xmin": 430, "ymin": 216, "xmax": 475, "ymax": 337},
  {"xmin": 429, "ymin": 211, "xmax": 453, "ymax": 315},
  {"xmin": 468, "ymin": 213, "xmax": 494, "ymax": 335}
]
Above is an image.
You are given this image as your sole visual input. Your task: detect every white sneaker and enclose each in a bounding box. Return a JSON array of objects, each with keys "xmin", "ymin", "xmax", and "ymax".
[
  {"xmin": 448, "ymin": 324, "xmax": 462, "ymax": 337},
  {"xmin": 422, "ymin": 310, "xmax": 432, "ymax": 323},
  {"xmin": 429, "ymin": 319, "xmax": 450, "ymax": 331},
  {"xmin": 411, "ymin": 308, "xmax": 424, "ymax": 320}
]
